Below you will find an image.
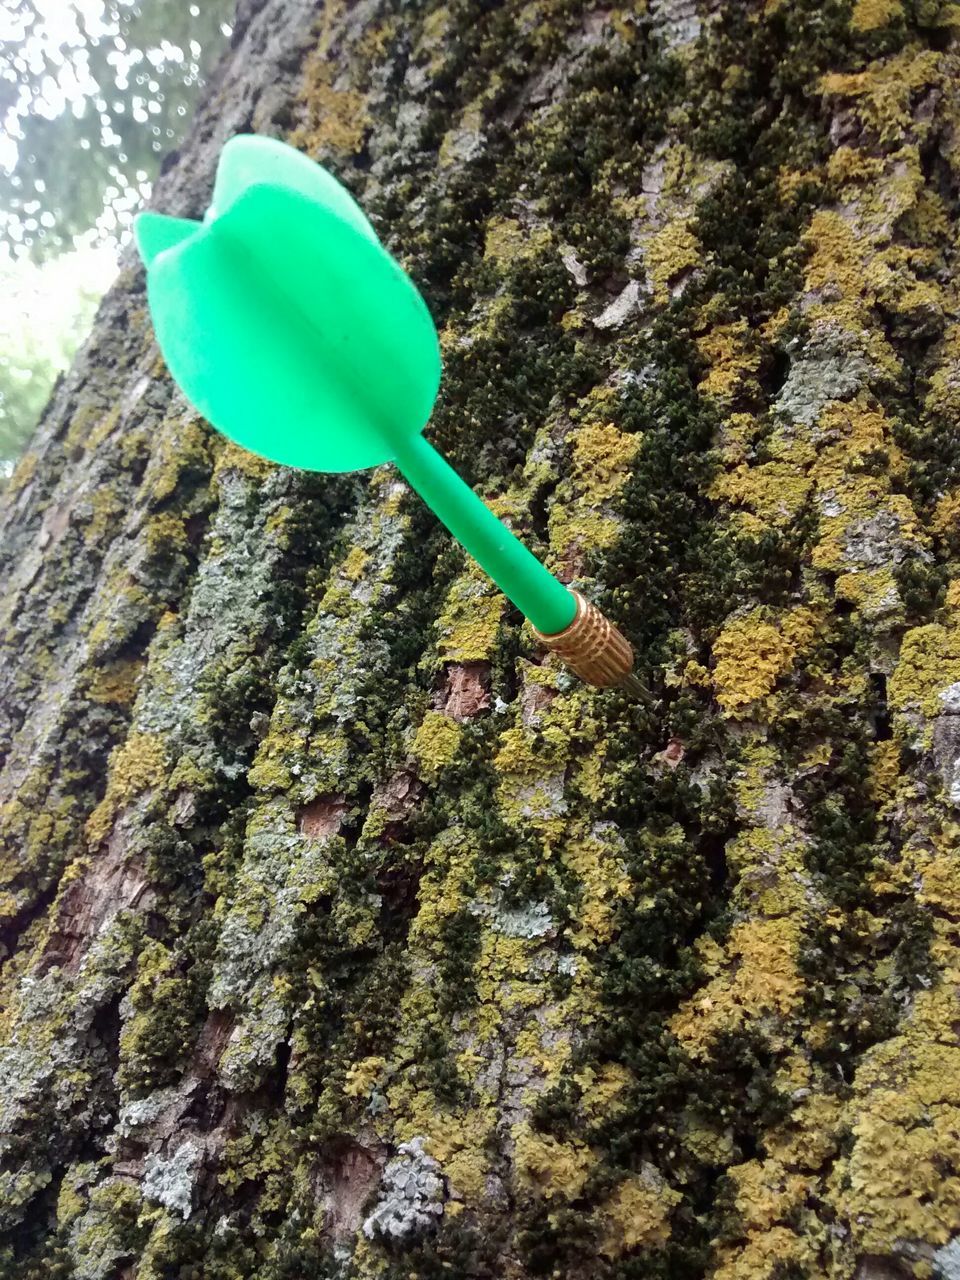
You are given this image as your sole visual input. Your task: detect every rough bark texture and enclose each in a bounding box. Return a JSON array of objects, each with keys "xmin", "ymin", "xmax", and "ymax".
[{"xmin": 2, "ymin": 0, "xmax": 960, "ymax": 1276}]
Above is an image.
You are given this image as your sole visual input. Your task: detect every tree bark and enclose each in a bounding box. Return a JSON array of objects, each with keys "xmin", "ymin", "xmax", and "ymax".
[{"xmin": 2, "ymin": 0, "xmax": 960, "ymax": 1276}]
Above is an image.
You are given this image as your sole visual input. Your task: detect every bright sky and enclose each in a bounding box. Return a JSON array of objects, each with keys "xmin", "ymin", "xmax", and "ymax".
[
  {"xmin": 2, "ymin": 0, "xmax": 120, "ymax": 169},
  {"xmin": 0, "ymin": 0, "xmax": 208, "ymax": 237},
  {"xmin": 0, "ymin": 0, "xmax": 232, "ymax": 467},
  {"xmin": 0, "ymin": 3, "xmax": 127, "ymax": 464},
  {"xmin": 0, "ymin": 234, "xmax": 119, "ymax": 367}
]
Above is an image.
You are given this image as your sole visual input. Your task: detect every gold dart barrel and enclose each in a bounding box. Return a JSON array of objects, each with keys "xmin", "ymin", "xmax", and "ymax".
[{"xmin": 532, "ymin": 590, "xmax": 653, "ymax": 701}]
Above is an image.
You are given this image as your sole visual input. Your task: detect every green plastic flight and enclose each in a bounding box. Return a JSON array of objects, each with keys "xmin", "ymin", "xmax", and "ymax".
[{"xmin": 134, "ymin": 134, "xmax": 577, "ymax": 636}]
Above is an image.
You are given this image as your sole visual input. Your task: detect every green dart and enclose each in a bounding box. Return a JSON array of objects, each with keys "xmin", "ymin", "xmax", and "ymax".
[{"xmin": 134, "ymin": 134, "xmax": 646, "ymax": 695}]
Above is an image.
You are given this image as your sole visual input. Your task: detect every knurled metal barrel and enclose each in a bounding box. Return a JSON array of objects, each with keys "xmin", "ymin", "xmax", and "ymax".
[{"xmin": 532, "ymin": 589, "xmax": 637, "ymax": 689}]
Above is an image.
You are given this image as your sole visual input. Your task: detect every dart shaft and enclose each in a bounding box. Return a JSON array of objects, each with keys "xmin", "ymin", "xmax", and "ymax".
[{"xmin": 392, "ymin": 432, "xmax": 577, "ymax": 636}]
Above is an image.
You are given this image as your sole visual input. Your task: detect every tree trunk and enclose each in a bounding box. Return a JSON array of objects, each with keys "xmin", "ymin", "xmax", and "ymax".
[{"xmin": 2, "ymin": 0, "xmax": 960, "ymax": 1276}]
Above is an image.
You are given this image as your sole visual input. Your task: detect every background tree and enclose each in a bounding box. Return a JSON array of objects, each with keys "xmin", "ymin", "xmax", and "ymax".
[{"xmin": 2, "ymin": 0, "xmax": 960, "ymax": 1277}]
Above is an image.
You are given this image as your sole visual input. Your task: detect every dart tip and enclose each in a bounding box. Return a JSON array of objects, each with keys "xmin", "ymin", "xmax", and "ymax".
[{"xmin": 615, "ymin": 670, "xmax": 656, "ymax": 704}]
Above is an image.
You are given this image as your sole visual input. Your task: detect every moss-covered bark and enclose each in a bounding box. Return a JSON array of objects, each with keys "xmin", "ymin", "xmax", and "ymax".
[{"xmin": 3, "ymin": 0, "xmax": 960, "ymax": 1275}]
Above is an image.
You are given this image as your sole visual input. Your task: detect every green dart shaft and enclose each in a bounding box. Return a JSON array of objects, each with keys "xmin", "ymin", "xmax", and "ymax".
[{"xmin": 392, "ymin": 431, "xmax": 577, "ymax": 636}]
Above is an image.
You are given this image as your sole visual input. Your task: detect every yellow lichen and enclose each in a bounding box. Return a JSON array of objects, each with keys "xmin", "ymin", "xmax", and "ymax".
[
  {"xmin": 916, "ymin": 838, "xmax": 960, "ymax": 917},
  {"xmin": 777, "ymin": 167, "xmax": 820, "ymax": 200},
  {"xmin": 560, "ymin": 306, "xmax": 587, "ymax": 331},
  {"xmin": 727, "ymin": 1157, "xmax": 813, "ymax": 1234},
  {"xmin": 850, "ymin": 0, "xmax": 903, "ymax": 29},
  {"xmin": 933, "ymin": 487, "xmax": 960, "ymax": 541},
  {"xmin": 473, "ymin": 931, "xmax": 546, "ymax": 1040},
  {"xmin": 828, "ymin": 982, "xmax": 960, "ymax": 1255},
  {"xmin": 439, "ymin": 101, "xmax": 484, "ymax": 169},
  {"xmin": 213, "ymin": 438, "xmax": 275, "ymax": 482},
  {"xmin": 798, "ymin": 187, "xmax": 938, "ymax": 372},
  {"xmin": 802, "ymin": 210, "xmax": 876, "ymax": 325},
  {"xmin": 88, "ymin": 659, "xmax": 144, "ymax": 706},
  {"xmin": 512, "ymin": 1125, "xmax": 594, "ymax": 1200},
  {"xmin": 826, "ymin": 147, "xmax": 886, "ymax": 189},
  {"xmin": 55, "ymin": 1172, "xmax": 87, "ymax": 1229},
  {"xmin": 867, "ymin": 738, "xmax": 901, "ymax": 808},
  {"xmin": 64, "ymin": 403, "xmax": 118, "ymax": 452},
  {"xmin": 85, "ymin": 405, "xmax": 122, "ymax": 453},
  {"xmin": 547, "ymin": 420, "xmax": 640, "ymax": 568},
  {"xmin": 404, "ymin": 829, "xmax": 476, "ymax": 952},
  {"xmin": 798, "ymin": 741, "xmax": 831, "ymax": 770},
  {"xmin": 411, "ymin": 710, "xmax": 462, "ymax": 779},
  {"xmin": 343, "ymin": 1055, "xmax": 386, "ymax": 1099},
  {"xmin": 394, "ymin": 1103, "xmax": 494, "ymax": 1206},
  {"xmin": 562, "ymin": 828, "xmax": 632, "ymax": 949},
  {"xmin": 803, "ymin": 399, "xmax": 920, "ymax": 577},
  {"xmin": 925, "ymin": 325, "xmax": 960, "ymax": 420},
  {"xmin": 568, "ymin": 420, "xmax": 639, "ymax": 498},
  {"xmin": 494, "ymin": 722, "xmax": 570, "ymax": 847},
  {"xmin": 81, "ymin": 487, "xmax": 126, "ymax": 546},
  {"xmin": 483, "ymin": 216, "xmax": 552, "ymax": 264},
  {"xmin": 146, "ymin": 414, "xmax": 211, "ymax": 503},
  {"xmin": 595, "ymin": 1168, "xmax": 679, "ymax": 1258},
  {"xmin": 681, "ymin": 1115, "xmax": 737, "ymax": 1165},
  {"xmin": 86, "ymin": 732, "xmax": 167, "ymax": 846},
  {"xmin": 696, "ymin": 321, "xmax": 761, "ymax": 403},
  {"xmin": 144, "ymin": 511, "xmax": 188, "ymax": 557},
  {"xmin": 294, "ymin": 57, "xmax": 370, "ymax": 153},
  {"xmin": 5, "ymin": 451, "xmax": 37, "ymax": 496},
  {"xmin": 732, "ymin": 743, "xmax": 780, "ymax": 818},
  {"xmin": 574, "ymin": 1062, "xmax": 633, "ymax": 1121},
  {"xmin": 682, "ymin": 659, "xmax": 712, "ymax": 688},
  {"xmin": 820, "ymin": 48, "xmax": 943, "ymax": 142},
  {"xmin": 340, "ymin": 545, "xmax": 369, "ymax": 582},
  {"xmin": 413, "ymin": 3, "xmax": 458, "ymax": 75},
  {"xmin": 436, "ymin": 571, "xmax": 505, "ymax": 663},
  {"xmin": 671, "ymin": 918, "xmax": 804, "ymax": 1058},
  {"xmin": 889, "ymin": 620, "xmax": 960, "ymax": 716},
  {"xmin": 645, "ymin": 220, "xmax": 701, "ymax": 300},
  {"xmin": 725, "ymin": 825, "xmax": 808, "ymax": 916},
  {"xmin": 709, "ymin": 461, "xmax": 812, "ymax": 533},
  {"xmin": 765, "ymin": 1076, "xmax": 845, "ymax": 1170},
  {"xmin": 714, "ymin": 1225, "xmax": 818, "ymax": 1280},
  {"xmin": 712, "ymin": 607, "xmax": 818, "ymax": 718},
  {"xmin": 834, "ymin": 566, "xmax": 900, "ymax": 619},
  {"xmin": 431, "ymin": 1111, "xmax": 496, "ymax": 1204}
]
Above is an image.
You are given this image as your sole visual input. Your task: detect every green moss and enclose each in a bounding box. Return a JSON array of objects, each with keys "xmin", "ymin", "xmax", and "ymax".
[{"xmin": 118, "ymin": 935, "xmax": 211, "ymax": 1094}]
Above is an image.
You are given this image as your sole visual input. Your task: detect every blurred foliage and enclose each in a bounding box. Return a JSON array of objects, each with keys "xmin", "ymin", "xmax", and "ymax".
[
  {"xmin": 0, "ymin": 0, "xmax": 235, "ymax": 468},
  {"xmin": 1, "ymin": 0, "xmax": 234, "ymax": 259},
  {"xmin": 0, "ymin": 247, "xmax": 112, "ymax": 464}
]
